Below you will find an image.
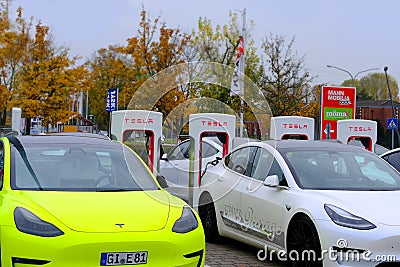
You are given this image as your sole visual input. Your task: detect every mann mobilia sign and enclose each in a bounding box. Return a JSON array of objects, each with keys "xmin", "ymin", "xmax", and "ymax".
[{"xmin": 320, "ymin": 86, "xmax": 356, "ymax": 139}]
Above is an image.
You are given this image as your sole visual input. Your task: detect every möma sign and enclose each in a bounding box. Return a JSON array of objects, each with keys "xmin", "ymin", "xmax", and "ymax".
[{"xmin": 320, "ymin": 86, "xmax": 356, "ymax": 139}]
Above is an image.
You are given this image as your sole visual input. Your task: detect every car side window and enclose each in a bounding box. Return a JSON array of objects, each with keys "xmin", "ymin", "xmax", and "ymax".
[
  {"xmin": 268, "ymin": 159, "xmax": 286, "ymax": 186},
  {"xmin": 384, "ymin": 152, "xmax": 400, "ymax": 172},
  {"xmin": 251, "ymin": 148, "xmax": 273, "ymax": 181},
  {"xmin": 0, "ymin": 141, "xmax": 3, "ymax": 189},
  {"xmin": 168, "ymin": 141, "xmax": 190, "ymax": 160},
  {"xmin": 201, "ymin": 141, "xmax": 218, "ymax": 158},
  {"xmin": 250, "ymin": 148, "xmax": 286, "ymax": 185},
  {"xmin": 225, "ymin": 147, "xmax": 257, "ymax": 177}
]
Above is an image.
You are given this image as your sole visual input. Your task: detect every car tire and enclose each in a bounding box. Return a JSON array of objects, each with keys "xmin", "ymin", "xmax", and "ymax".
[
  {"xmin": 198, "ymin": 194, "xmax": 220, "ymax": 243},
  {"xmin": 286, "ymin": 215, "xmax": 322, "ymax": 267}
]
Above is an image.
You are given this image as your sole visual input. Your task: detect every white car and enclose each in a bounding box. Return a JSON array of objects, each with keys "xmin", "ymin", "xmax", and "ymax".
[
  {"xmin": 159, "ymin": 137, "xmax": 223, "ymax": 202},
  {"xmin": 197, "ymin": 140, "xmax": 400, "ymax": 266},
  {"xmin": 380, "ymin": 147, "xmax": 400, "ymax": 173}
]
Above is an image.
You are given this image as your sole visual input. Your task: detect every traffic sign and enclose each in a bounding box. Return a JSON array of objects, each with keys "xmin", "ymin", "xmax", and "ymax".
[{"xmin": 387, "ymin": 118, "xmax": 398, "ymax": 130}]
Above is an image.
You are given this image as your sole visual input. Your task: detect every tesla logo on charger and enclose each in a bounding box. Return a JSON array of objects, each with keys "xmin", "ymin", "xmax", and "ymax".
[
  {"xmin": 282, "ymin": 123, "xmax": 308, "ymax": 129},
  {"xmin": 124, "ymin": 118, "xmax": 154, "ymax": 124},
  {"xmin": 201, "ymin": 120, "xmax": 228, "ymax": 127},
  {"xmin": 348, "ymin": 126, "xmax": 372, "ymax": 132}
]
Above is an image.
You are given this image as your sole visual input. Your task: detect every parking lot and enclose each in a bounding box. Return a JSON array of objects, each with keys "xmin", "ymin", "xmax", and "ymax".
[{"xmin": 205, "ymin": 237, "xmax": 286, "ymax": 267}]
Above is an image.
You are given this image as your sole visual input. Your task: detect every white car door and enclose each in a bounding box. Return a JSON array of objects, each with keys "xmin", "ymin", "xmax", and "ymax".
[
  {"xmin": 212, "ymin": 146, "xmax": 257, "ymax": 236},
  {"xmin": 240, "ymin": 146, "xmax": 286, "ymax": 249}
]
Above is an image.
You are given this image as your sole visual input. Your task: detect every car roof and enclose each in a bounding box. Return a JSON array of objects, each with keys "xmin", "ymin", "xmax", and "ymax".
[
  {"xmin": 46, "ymin": 132, "xmax": 110, "ymax": 140},
  {"xmin": 380, "ymin": 147, "xmax": 400, "ymax": 157},
  {"xmin": 179, "ymin": 136, "xmax": 222, "ymax": 148},
  {"xmin": 5, "ymin": 135, "xmax": 118, "ymax": 147},
  {"xmin": 259, "ymin": 139, "xmax": 369, "ymax": 152}
]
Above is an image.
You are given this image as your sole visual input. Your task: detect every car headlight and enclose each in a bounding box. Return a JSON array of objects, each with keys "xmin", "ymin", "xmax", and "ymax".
[
  {"xmin": 172, "ymin": 206, "xmax": 199, "ymax": 233},
  {"xmin": 14, "ymin": 207, "xmax": 64, "ymax": 237},
  {"xmin": 324, "ymin": 204, "xmax": 376, "ymax": 230}
]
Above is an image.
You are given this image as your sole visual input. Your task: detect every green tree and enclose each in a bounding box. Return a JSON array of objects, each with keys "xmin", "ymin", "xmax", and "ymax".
[
  {"xmin": 259, "ymin": 34, "xmax": 313, "ymax": 116},
  {"xmin": 357, "ymin": 73, "xmax": 399, "ymax": 101},
  {"xmin": 190, "ymin": 11, "xmax": 261, "ymax": 121}
]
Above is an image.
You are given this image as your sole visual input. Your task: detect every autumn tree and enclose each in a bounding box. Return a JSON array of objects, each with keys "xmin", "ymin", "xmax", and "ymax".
[
  {"xmin": 11, "ymin": 23, "xmax": 89, "ymax": 134},
  {"xmin": 86, "ymin": 46, "xmax": 136, "ymax": 129},
  {"xmin": 259, "ymin": 34, "xmax": 313, "ymax": 116},
  {"xmin": 341, "ymin": 73, "xmax": 399, "ymax": 101},
  {"xmin": 288, "ymin": 83, "xmax": 320, "ymax": 117},
  {"xmin": 189, "ymin": 11, "xmax": 261, "ymax": 123},
  {"xmin": 0, "ymin": 1, "xmax": 33, "ymax": 126},
  {"xmin": 124, "ymin": 9, "xmax": 190, "ymax": 73},
  {"xmin": 120, "ymin": 8, "xmax": 189, "ymax": 112},
  {"xmin": 86, "ymin": 9, "xmax": 191, "ymax": 129}
]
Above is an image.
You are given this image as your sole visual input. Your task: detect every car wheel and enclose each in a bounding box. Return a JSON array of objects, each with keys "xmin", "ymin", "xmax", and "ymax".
[
  {"xmin": 198, "ymin": 194, "xmax": 219, "ymax": 243},
  {"xmin": 287, "ymin": 215, "xmax": 322, "ymax": 267}
]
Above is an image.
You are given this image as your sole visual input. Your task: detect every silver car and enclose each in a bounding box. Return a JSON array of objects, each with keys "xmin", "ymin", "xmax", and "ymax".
[{"xmin": 159, "ymin": 137, "xmax": 222, "ymax": 201}]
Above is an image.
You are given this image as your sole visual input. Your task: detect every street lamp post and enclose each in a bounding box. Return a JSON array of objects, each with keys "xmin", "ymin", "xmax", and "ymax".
[
  {"xmin": 326, "ymin": 65, "xmax": 380, "ymax": 87},
  {"xmin": 384, "ymin": 66, "xmax": 400, "ymax": 149}
]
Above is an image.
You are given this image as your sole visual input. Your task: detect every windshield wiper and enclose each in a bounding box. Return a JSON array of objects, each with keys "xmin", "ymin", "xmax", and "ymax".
[{"xmin": 96, "ymin": 188, "xmax": 142, "ymax": 192}]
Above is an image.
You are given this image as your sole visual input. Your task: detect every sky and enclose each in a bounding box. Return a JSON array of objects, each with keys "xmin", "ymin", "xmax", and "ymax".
[{"xmin": 12, "ymin": 0, "xmax": 400, "ymax": 87}]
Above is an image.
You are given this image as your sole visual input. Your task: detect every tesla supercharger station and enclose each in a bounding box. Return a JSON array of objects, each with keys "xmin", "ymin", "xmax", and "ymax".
[
  {"xmin": 270, "ymin": 116, "xmax": 315, "ymax": 140},
  {"xmin": 111, "ymin": 110, "xmax": 163, "ymax": 174},
  {"xmin": 337, "ymin": 119, "xmax": 377, "ymax": 152},
  {"xmin": 188, "ymin": 113, "xmax": 236, "ymax": 208}
]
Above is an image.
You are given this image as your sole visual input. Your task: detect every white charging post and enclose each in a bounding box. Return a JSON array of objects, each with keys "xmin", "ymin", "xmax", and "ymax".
[
  {"xmin": 111, "ymin": 110, "xmax": 163, "ymax": 174},
  {"xmin": 11, "ymin": 107, "xmax": 22, "ymax": 134},
  {"xmin": 188, "ymin": 113, "xmax": 236, "ymax": 208},
  {"xmin": 270, "ymin": 116, "xmax": 315, "ymax": 140},
  {"xmin": 337, "ymin": 119, "xmax": 377, "ymax": 152}
]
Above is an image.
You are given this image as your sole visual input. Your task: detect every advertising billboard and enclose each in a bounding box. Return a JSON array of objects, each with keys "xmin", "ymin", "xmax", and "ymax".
[
  {"xmin": 106, "ymin": 88, "xmax": 118, "ymax": 113},
  {"xmin": 320, "ymin": 86, "xmax": 356, "ymax": 139}
]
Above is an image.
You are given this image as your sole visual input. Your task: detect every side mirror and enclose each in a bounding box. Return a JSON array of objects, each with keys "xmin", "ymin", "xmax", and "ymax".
[
  {"xmin": 156, "ymin": 175, "xmax": 169, "ymax": 189},
  {"xmin": 263, "ymin": 175, "xmax": 279, "ymax": 187},
  {"xmin": 161, "ymin": 153, "xmax": 168, "ymax": 161}
]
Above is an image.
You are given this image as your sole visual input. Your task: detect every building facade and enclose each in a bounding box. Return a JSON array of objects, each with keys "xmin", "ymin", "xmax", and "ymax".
[{"xmin": 356, "ymin": 100, "xmax": 400, "ymax": 147}]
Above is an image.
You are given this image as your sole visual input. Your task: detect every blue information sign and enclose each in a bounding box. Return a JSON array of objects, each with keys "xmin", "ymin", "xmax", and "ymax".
[
  {"xmin": 387, "ymin": 118, "xmax": 398, "ymax": 130},
  {"xmin": 106, "ymin": 88, "xmax": 118, "ymax": 113}
]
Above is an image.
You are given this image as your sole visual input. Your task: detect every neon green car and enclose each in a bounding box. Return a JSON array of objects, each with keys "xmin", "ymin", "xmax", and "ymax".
[{"xmin": 0, "ymin": 135, "xmax": 205, "ymax": 266}]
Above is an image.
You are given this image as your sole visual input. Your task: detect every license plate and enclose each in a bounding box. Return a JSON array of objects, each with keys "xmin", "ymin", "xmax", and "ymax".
[{"xmin": 100, "ymin": 251, "xmax": 148, "ymax": 266}]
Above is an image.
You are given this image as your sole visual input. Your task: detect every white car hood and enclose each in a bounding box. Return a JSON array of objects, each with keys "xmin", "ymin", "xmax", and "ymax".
[{"xmin": 310, "ymin": 190, "xmax": 400, "ymax": 226}]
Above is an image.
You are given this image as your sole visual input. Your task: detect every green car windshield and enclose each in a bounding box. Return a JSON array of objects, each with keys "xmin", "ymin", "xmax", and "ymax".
[
  {"xmin": 284, "ymin": 149, "xmax": 400, "ymax": 191},
  {"xmin": 10, "ymin": 140, "xmax": 159, "ymax": 192}
]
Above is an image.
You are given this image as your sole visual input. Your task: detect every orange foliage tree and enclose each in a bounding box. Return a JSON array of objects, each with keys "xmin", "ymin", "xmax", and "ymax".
[
  {"xmin": 86, "ymin": 46, "xmax": 136, "ymax": 129},
  {"xmin": 119, "ymin": 9, "xmax": 190, "ymax": 115},
  {"xmin": 0, "ymin": 1, "xmax": 89, "ymax": 133},
  {"xmin": 87, "ymin": 8, "xmax": 191, "ymax": 129},
  {"xmin": 0, "ymin": 1, "xmax": 33, "ymax": 126},
  {"xmin": 10, "ymin": 23, "xmax": 89, "ymax": 133}
]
